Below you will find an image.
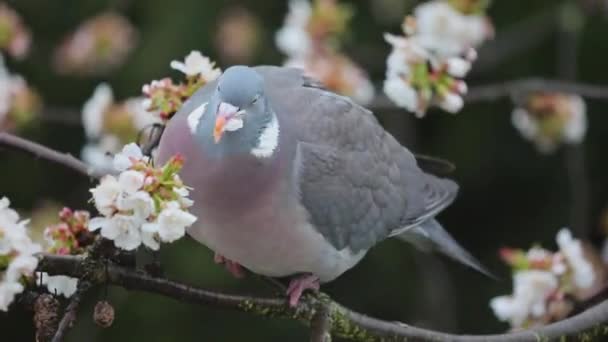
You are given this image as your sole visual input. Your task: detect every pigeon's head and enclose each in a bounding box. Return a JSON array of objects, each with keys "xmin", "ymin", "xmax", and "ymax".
[{"xmin": 191, "ymin": 65, "xmax": 279, "ymax": 159}]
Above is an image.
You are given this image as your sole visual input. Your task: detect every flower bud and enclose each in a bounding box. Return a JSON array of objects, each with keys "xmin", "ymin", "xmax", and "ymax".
[
  {"xmin": 94, "ymin": 300, "xmax": 115, "ymax": 328},
  {"xmin": 33, "ymin": 294, "xmax": 60, "ymax": 342}
]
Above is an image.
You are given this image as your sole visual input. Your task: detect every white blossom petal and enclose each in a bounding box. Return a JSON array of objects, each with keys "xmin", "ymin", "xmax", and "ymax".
[
  {"xmin": 156, "ymin": 202, "xmax": 196, "ymax": 243},
  {"xmin": 118, "ymin": 170, "xmax": 145, "ymax": 194},
  {"xmin": 0, "ymin": 197, "xmax": 41, "ymax": 311},
  {"xmin": 562, "ymin": 96, "xmax": 587, "ymax": 144},
  {"xmin": 141, "ymin": 222, "xmax": 160, "ymax": 251},
  {"xmin": 445, "ymin": 57, "xmax": 471, "ymax": 78},
  {"xmin": 82, "ymin": 83, "xmax": 113, "ymax": 139},
  {"xmin": 90, "ymin": 175, "xmax": 121, "ymax": 216},
  {"xmin": 39, "ymin": 273, "xmax": 78, "ymax": 298},
  {"xmin": 116, "ymin": 191, "xmax": 155, "ymax": 219},
  {"xmin": 5, "ymin": 254, "xmax": 38, "ymax": 282},
  {"xmin": 413, "ymin": 0, "xmax": 491, "ymax": 57},
  {"xmin": 170, "ymin": 51, "xmax": 221, "ymax": 80},
  {"xmin": 275, "ymin": 0, "xmax": 312, "ymax": 57},
  {"xmin": 556, "ymin": 228, "xmax": 595, "ymax": 289},
  {"xmin": 438, "ymin": 92, "xmax": 464, "ymax": 114},
  {"xmin": 113, "ymin": 143, "xmax": 146, "ymax": 171},
  {"xmin": 383, "ymin": 77, "xmax": 419, "ymax": 114},
  {"xmin": 0, "ymin": 281, "xmax": 23, "ymax": 311}
]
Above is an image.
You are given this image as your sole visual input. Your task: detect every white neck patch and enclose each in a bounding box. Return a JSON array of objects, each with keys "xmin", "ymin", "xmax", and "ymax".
[
  {"xmin": 251, "ymin": 115, "xmax": 279, "ymax": 158},
  {"xmin": 187, "ymin": 102, "xmax": 207, "ymax": 133},
  {"xmin": 224, "ymin": 110, "xmax": 245, "ymax": 132}
]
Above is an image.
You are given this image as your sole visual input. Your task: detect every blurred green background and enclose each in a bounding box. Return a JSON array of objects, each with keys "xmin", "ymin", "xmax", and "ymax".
[{"xmin": 2, "ymin": 0, "xmax": 608, "ymax": 341}]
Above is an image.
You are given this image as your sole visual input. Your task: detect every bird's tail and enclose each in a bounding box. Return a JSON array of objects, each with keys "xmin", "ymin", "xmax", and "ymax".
[{"xmin": 396, "ymin": 219, "xmax": 496, "ymax": 279}]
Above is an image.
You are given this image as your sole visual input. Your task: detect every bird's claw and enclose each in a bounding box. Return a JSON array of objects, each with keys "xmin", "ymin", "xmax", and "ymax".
[{"xmin": 286, "ymin": 274, "xmax": 320, "ymax": 307}]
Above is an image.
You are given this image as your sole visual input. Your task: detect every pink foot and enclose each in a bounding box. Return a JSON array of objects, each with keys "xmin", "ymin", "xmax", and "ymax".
[
  {"xmin": 286, "ymin": 274, "xmax": 320, "ymax": 307},
  {"xmin": 214, "ymin": 253, "xmax": 246, "ymax": 278}
]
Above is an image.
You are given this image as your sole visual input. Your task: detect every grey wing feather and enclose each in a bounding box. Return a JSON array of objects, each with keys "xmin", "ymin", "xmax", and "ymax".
[
  {"xmin": 396, "ymin": 219, "xmax": 496, "ymax": 278},
  {"xmin": 414, "ymin": 154, "xmax": 456, "ymax": 176},
  {"xmin": 260, "ymin": 66, "xmax": 459, "ymax": 253},
  {"xmin": 389, "ymin": 174, "xmax": 458, "ymax": 237}
]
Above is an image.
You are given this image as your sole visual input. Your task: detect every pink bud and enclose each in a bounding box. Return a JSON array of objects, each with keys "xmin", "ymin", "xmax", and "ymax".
[
  {"xmin": 57, "ymin": 247, "xmax": 70, "ymax": 255},
  {"xmin": 499, "ymin": 247, "xmax": 516, "ymax": 263},
  {"xmin": 452, "ymin": 81, "xmax": 468, "ymax": 95},
  {"xmin": 59, "ymin": 207, "xmax": 73, "ymax": 221}
]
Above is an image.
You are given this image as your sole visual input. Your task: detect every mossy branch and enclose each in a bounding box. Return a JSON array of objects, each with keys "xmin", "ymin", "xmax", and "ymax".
[{"xmin": 37, "ymin": 253, "xmax": 608, "ymax": 342}]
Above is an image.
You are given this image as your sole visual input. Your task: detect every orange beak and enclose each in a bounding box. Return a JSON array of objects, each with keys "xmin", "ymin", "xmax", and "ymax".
[
  {"xmin": 213, "ymin": 115, "xmax": 227, "ymax": 143},
  {"xmin": 213, "ymin": 102, "xmax": 239, "ymax": 143}
]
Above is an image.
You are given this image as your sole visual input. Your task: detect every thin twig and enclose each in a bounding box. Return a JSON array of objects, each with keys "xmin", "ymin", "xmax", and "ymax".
[
  {"xmin": 40, "ymin": 107, "xmax": 82, "ymax": 126},
  {"xmin": 369, "ymin": 79, "xmax": 608, "ymax": 112},
  {"xmin": 310, "ymin": 302, "xmax": 332, "ymax": 342},
  {"xmin": 50, "ymin": 281, "xmax": 92, "ymax": 342},
  {"xmin": 465, "ymin": 79, "xmax": 608, "ymax": 103},
  {"xmin": 37, "ymin": 254, "xmax": 608, "ymax": 342},
  {"xmin": 473, "ymin": 5, "xmax": 558, "ymax": 74},
  {"xmin": 0, "ymin": 132, "xmax": 104, "ymax": 179}
]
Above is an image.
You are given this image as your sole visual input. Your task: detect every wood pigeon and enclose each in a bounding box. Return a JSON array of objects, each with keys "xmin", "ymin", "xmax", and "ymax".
[{"xmin": 156, "ymin": 65, "xmax": 489, "ymax": 306}]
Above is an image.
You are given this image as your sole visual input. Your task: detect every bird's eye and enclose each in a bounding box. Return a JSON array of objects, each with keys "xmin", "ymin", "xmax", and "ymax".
[{"xmin": 251, "ymin": 94, "xmax": 261, "ymax": 104}]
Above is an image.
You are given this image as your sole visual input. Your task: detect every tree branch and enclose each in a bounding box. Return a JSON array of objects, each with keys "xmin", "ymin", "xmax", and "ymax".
[
  {"xmin": 310, "ymin": 302, "xmax": 332, "ymax": 342},
  {"xmin": 473, "ymin": 5, "xmax": 558, "ymax": 74},
  {"xmin": 370, "ymin": 79, "xmax": 608, "ymax": 111},
  {"xmin": 51, "ymin": 282, "xmax": 92, "ymax": 342},
  {"xmin": 0, "ymin": 132, "xmax": 104, "ymax": 179},
  {"xmin": 37, "ymin": 253, "xmax": 608, "ymax": 342},
  {"xmin": 465, "ymin": 78, "xmax": 608, "ymax": 102}
]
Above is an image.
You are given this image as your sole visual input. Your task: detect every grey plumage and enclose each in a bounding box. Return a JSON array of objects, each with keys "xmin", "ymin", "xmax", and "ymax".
[
  {"xmin": 396, "ymin": 219, "xmax": 494, "ymax": 278},
  {"xmin": 156, "ymin": 65, "xmax": 489, "ymax": 282}
]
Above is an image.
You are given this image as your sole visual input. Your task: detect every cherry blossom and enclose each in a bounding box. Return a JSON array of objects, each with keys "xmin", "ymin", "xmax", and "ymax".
[
  {"xmin": 90, "ymin": 175, "xmax": 122, "ymax": 216},
  {"xmin": 0, "ymin": 3, "xmax": 32, "ymax": 59},
  {"xmin": 0, "ymin": 197, "xmax": 42, "ymax": 311},
  {"xmin": 142, "ymin": 51, "xmax": 221, "ymax": 122},
  {"xmin": 170, "ymin": 50, "xmax": 222, "ymax": 80},
  {"xmin": 556, "ymin": 228, "xmax": 595, "ymax": 289},
  {"xmin": 0, "ymin": 55, "xmax": 41, "ymax": 131},
  {"xmin": 152, "ymin": 201, "xmax": 197, "ymax": 243},
  {"xmin": 53, "ymin": 12, "xmax": 137, "ymax": 75},
  {"xmin": 490, "ymin": 270, "xmax": 558, "ymax": 328},
  {"xmin": 88, "ymin": 144, "xmax": 196, "ymax": 251},
  {"xmin": 275, "ymin": 0, "xmax": 313, "ymax": 58},
  {"xmin": 382, "ymin": 0, "xmax": 493, "ymax": 116},
  {"xmin": 511, "ymin": 93, "xmax": 587, "ymax": 153},
  {"xmin": 490, "ymin": 228, "xmax": 597, "ymax": 328},
  {"xmin": 80, "ymin": 85, "xmax": 159, "ymax": 171},
  {"xmin": 383, "ymin": 33, "xmax": 471, "ymax": 116},
  {"xmin": 407, "ymin": 0, "xmax": 493, "ymax": 58},
  {"xmin": 275, "ymin": 0, "xmax": 374, "ymax": 104},
  {"xmin": 113, "ymin": 142, "xmax": 148, "ymax": 171}
]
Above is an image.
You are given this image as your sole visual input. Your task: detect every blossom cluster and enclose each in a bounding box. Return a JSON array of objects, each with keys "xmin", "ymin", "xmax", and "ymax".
[
  {"xmin": 81, "ymin": 83, "xmax": 161, "ymax": 171},
  {"xmin": 43, "ymin": 208, "xmax": 93, "ymax": 256},
  {"xmin": 383, "ymin": 0, "xmax": 493, "ymax": 116},
  {"xmin": 142, "ymin": 51, "xmax": 221, "ymax": 122},
  {"xmin": 0, "ymin": 55, "xmax": 41, "ymax": 131},
  {"xmin": 36, "ymin": 207, "xmax": 95, "ymax": 298},
  {"xmin": 0, "ymin": 3, "xmax": 31, "ymax": 60},
  {"xmin": 53, "ymin": 12, "xmax": 137, "ymax": 76},
  {"xmin": 89, "ymin": 143, "xmax": 197, "ymax": 251},
  {"xmin": 511, "ymin": 93, "xmax": 587, "ymax": 154},
  {"xmin": 490, "ymin": 228, "xmax": 600, "ymax": 329},
  {"xmin": 0, "ymin": 197, "xmax": 41, "ymax": 311},
  {"xmin": 275, "ymin": 0, "xmax": 374, "ymax": 104}
]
